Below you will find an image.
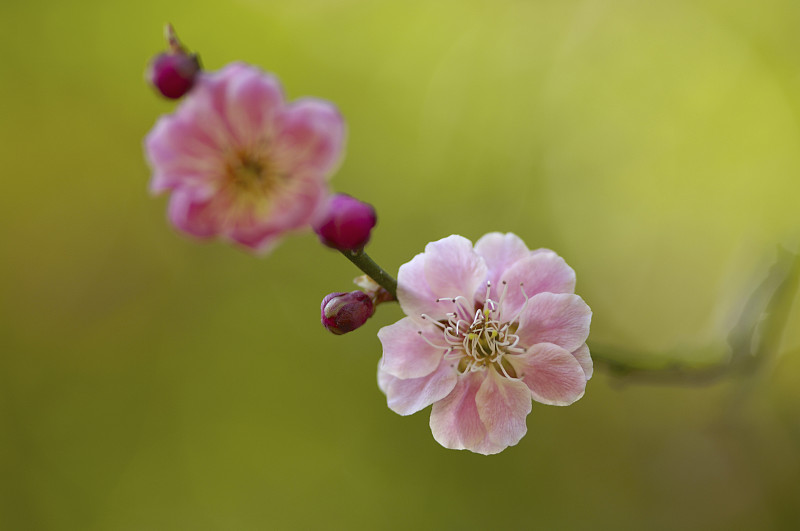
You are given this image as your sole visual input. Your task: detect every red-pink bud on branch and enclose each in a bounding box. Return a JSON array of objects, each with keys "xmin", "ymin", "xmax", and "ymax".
[{"xmin": 320, "ymin": 291, "xmax": 375, "ymax": 335}]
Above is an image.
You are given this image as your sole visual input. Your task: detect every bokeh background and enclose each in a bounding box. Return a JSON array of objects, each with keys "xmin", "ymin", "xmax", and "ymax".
[{"xmin": 2, "ymin": 0, "xmax": 800, "ymax": 529}]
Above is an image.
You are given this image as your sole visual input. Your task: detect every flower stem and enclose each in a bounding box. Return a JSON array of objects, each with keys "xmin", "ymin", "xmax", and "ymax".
[{"xmin": 339, "ymin": 249, "xmax": 398, "ymax": 299}]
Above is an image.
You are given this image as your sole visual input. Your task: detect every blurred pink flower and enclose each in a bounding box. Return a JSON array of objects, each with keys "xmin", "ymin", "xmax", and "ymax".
[
  {"xmin": 145, "ymin": 62, "xmax": 345, "ymax": 253},
  {"xmin": 378, "ymin": 233, "xmax": 592, "ymax": 455}
]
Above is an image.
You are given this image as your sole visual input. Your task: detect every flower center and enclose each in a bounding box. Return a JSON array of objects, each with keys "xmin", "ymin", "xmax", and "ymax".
[
  {"xmin": 226, "ymin": 150, "xmax": 282, "ymax": 196},
  {"xmin": 420, "ymin": 281, "xmax": 527, "ymax": 378}
]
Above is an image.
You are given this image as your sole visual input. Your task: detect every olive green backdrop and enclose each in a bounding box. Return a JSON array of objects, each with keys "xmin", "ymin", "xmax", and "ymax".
[{"xmin": 2, "ymin": 0, "xmax": 799, "ymax": 529}]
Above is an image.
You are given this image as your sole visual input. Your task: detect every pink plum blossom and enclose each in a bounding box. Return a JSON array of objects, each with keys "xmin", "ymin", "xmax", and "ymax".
[
  {"xmin": 145, "ymin": 62, "xmax": 345, "ymax": 253},
  {"xmin": 378, "ymin": 233, "xmax": 592, "ymax": 455}
]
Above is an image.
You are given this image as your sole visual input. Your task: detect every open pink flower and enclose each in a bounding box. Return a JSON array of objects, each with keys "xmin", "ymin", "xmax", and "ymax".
[
  {"xmin": 145, "ymin": 62, "xmax": 345, "ymax": 253},
  {"xmin": 378, "ymin": 233, "xmax": 592, "ymax": 455}
]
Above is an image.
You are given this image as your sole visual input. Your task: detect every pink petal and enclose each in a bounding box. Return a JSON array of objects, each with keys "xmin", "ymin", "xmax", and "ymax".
[
  {"xmin": 174, "ymin": 69, "xmax": 239, "ymax": 150},
  {"xmin": 476, "ymin": 368, "xmax": 532, "ymax": 452},
  {"xmin": 377, "ymin": 317, "xmax": 445, "ymax": 379},
  {"xmin": 145, "ymin": 116, "xmax": 225, "ymax": 195},
  {"xmin": 272, "ymin": 99, "xmax": 345, "ymax": 177},
  {"xmin": 224, "ymin": 66, "xmax": 284, "ymax": 147},
  {"xmin": 227, "ymin": 227, "xmax": 282, "ymax": 255},
  {"xmin": 497, "ymin": 251, "xmax": 576, "ymax": 321},
  {"xmin": 422, "ymin": 235, "xmax": 488, "ymax": 302},
  {"xmin": 225, "ymin": 180, "xmax": 329, "ymax": 253},
  {"xmin": 268, "ymin": 175, "xmax": 330, "ymax": 227},
  {"xmin": 514, "ymin": 293, "xmax": 592, "ymax": 353},
  {"xmin": 429, "ymin": 371, "xmax": 492, "ymax": 453},
  {"xmin": 167, "ymin": 191, "xmax": 220, "ymax": 238},
  {"xmin": 474, "ymin": 232, "xmax": 531, "ymax": 288},
  {"xmin": 572, "ymin": 343, "xmax": 593, "ymax": 380},
  {"xmin": 396, "ymin": 252, "xmax": 451, "ymax": 323},
  {"xmin": 378, "ymin": 357, "xmax": 458, "ymax": 416},
  {"xmin": 507, "ymin": 343, "xmax": 587, "ymax": 406}
]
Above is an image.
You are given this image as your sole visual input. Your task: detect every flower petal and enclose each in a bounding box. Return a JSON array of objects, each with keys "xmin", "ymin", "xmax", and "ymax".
[
  {"xmin": 225, "ymin": 179, "xmax": 329, "ymax": 253},
  {"xmin": 476, "ymin": 368, "xmax": 532, "ymax": 452},
  {"xmin": 423, "ymin": 235, "xmax": 488, "ymax": 302},
  {"xmin": 498, "ymin": 251, "xmax": 576, "ymax": 321},
  {"xmin": 429, "ymin": 371, "xmax": 492, "ymax": 453},
  {"xmin": 272, "ymin": 99, "xmax": 345, "ymax": 177},
  {"xmin": 397, "ymin": 252, "xmax": 450, "ymax": 322},
  {"xmin": 507, "ymin": 343, "xmax": 587, "ymax": 406},
  {"xmin": 474, "ymin": 232, "xmax": 531, "ymax": 288},
  {"xmin": 174, "ymin": 68, "xmax": 240, "ymax": 150},
  {"xmin": 167, "ymin": 191, "xmax": 219, "ymax": 239},
  {"xmin": 572, "ymin": 343, "xmax": 593, "ymax": 380},
  {"xmin": 224, "ymin": 66, "xmax": 284, "ymax": 147},
  {"xmin": 377, "ymin": 317, "xmax": 445, "ymax": 379},
  {"xmin": 515, "ymin": 293, "xmax": 592, "ymax": 352},
  {"xmin": 145, "ymin": 115, "xmax": 225, "ymax": 195},
  {"xmin": 378, "ymin": 357, "xmax": 458, "ymax": 416},
  {"xmin": 227, "ymin": 227, "xmax": 282, "ymax": 255}
]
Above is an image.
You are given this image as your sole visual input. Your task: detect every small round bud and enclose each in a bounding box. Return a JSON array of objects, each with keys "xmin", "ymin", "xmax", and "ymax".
[
  {"xmin": 147, "ymin": 25, "xmax": 201, "ymax": 100},
  {"xmin": 321, "ymin": 291, "xmax": 375, "ymax": 335},
  {"xmin": 313, "ymin": 194, "xmax": 377, "ymax": 252},
  {"xmin": 148, "ymin": 52, "xmax": 201, "ymax": 99}
]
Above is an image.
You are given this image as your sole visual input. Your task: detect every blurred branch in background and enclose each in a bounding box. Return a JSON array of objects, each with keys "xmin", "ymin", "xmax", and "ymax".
[{"xmin": 590, "ymin": 246, "xmax": 800, "ymax": 386}]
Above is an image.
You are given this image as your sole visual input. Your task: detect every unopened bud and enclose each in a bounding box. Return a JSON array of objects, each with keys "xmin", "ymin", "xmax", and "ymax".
[
  {"xmin": 313, "ymin": 194, "xmax": 377, "ymax": 252},
  {"xmin": 147, "ymin": 25, "xmax": 201, "ymax": 99},
  {"xmin": 321, "ymin": 291, "xmax": 375, "ymax": 335}
]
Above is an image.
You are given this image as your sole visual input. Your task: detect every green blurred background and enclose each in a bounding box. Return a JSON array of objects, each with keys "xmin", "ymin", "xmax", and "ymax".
[{"xmin": 2, "ymin": 0, "xmax": 800, "ymax": 529}]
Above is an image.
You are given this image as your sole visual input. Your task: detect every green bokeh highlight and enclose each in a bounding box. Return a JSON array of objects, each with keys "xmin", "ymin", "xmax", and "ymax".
[{"xmin": 1, "ymin": 0, "xmax": 799, "ymax": 529}]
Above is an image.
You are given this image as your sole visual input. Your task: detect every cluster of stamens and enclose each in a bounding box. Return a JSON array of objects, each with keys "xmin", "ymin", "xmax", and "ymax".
[
  {"xmin": 419, "ymin": 281, "xmax": 529, "ymax": 379},
  {"xmin": 225, "ymin": 150, "xmax": 282, "ymax": 196}
]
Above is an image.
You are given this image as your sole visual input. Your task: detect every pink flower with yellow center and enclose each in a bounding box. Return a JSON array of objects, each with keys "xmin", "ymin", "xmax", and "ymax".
[
  {"xmin": 378, "ymin": 233, "xmax": 592, "ymax": 455},
  {"xmin": 145, "ymin": 62, "xmax": 345, "ymax": 253}
]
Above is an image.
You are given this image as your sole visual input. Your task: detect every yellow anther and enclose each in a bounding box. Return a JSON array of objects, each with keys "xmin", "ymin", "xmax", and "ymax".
[{"xmin": 468, "ymin": 333, "xmax": 478, "ymax": 341}]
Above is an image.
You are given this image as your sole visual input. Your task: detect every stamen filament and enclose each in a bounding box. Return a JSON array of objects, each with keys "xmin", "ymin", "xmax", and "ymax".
[{"xmin": 416, "ymin": 330, "xmax": 450, "ymax": 350}]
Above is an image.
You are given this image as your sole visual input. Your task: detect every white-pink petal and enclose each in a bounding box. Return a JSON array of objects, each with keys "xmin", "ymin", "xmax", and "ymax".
[
  {"xmin": 378, "ymin": 357, "xmax": 458, "ymax": 416},
  {"xmin": 571, "ymin": 343, "xmax": 593, "ymax": 380},
  {"xmin": 476, "ymin": 368, "xmax": 532, "ymax": 452},
  {"xmin": 226, "ymin": 180, "xmax": 330, "ymax": 252},
  {"xmin": 498, "ymin": 251, "xmax": 576, "ymax": 322},
  {"xmin": 167, "ymin": 191, "xmax": 219, "ymax": 239},
  {"xmin": 515, "ymin": 292, "xmax": 592, "ymax": 353},
  {"xmin": 377, "ymin": 317, "xmax": 445, "ymax": 379},
  {"xmin": 145, "ymin": 116, "xmax": 225, "ymax": 194},
  {"xmin": 397, "ymin": 252, "xmax": 450, "ymax": 323},
  {"xmin": 508, "ymin": 343, "xmax": 587, "ymax": 406},
  {"xmin": 429, "ymin": 372, "xmax": 491, "ymax": 453},
  {"xmin": 175, "ymin": 69, "xmax": 238, "ymax": 149},
  {"xmin": 227, "ymin": 225, "xmax": 282, "ymax": 255},
  {"xmin": 224, "ymin": 67, "xmax": 284, "ymax": 147},
  {"xmin": 272, "ymin": 99, "xmax": 345, "ymax": 177},
  {"xmin": 474, "ymin": 232, "xmax": 531, "ymax": 288},
  {"xmin": 422, "ymin": 235, "xmax": 488, "ymax": 302}
]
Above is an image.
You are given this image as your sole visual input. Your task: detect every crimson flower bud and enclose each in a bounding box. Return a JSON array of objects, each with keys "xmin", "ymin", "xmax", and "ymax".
[
  {"xmin": 147, "ymin": 25, "xmax": 201, "ymax": 100},
  {"xmin": 148, "ymin": 52, "xmax": 201, "ymax": 99},
  {"xmin": 313, "ymin": 194, "xmax": 377, "ymax": 252},
  {"xmin": 321, "ymin": 291, "xmax": 375, "ymax": 335}
]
